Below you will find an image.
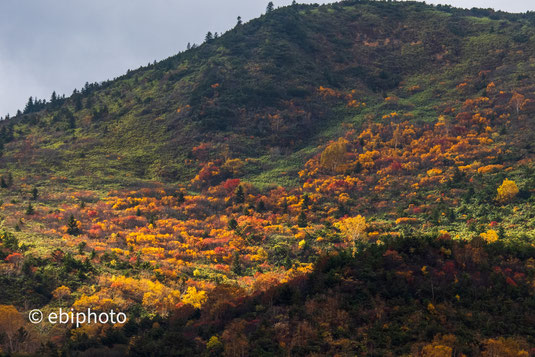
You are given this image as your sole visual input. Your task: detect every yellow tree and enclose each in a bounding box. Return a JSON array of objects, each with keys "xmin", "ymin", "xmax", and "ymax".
[
  {"xmin": 480, "ymin": 229, "xmax": 499, "ymax": 243},
  {"xmin": 481, "ymin": 337, "xmax": 529, "ymax": 357},
  {"xmin": 320, "ymin": 137, "xmax": 348, "ymax": 172},
  {"xmin": 181, "ymin": 287, "xmax": 207, "ymax": 309},
  {"xmin": 0, "ymin": 305, "xmax": 26, "ymax": 353},
  {"xmin": 509, "ymin": 92, "xmax": 525, "ymax": 116},
  {"xmin": 497, "ymin": 178, "xmax": 519, "ymax": 203},
  {"xmin": 417, "ymin": 334, "xmax": 457, "ymax": 357},
  {"xmin": 435, "ymin": 115, "xmax": 451, "ymax": 136},
  {"xmin": 52, "ymin": 285, "xmax": 72, "ymax": 302},
  {"xmin": 392, "ymin": 124, "xmax": 402, "ymax": 149},
  {"xmin": 420, "ymin": 344, "xmax": 453, "ymax": 357},
  {"xmin": 336, "ymin": 215, "xmax": 367, "ymax": 255}
]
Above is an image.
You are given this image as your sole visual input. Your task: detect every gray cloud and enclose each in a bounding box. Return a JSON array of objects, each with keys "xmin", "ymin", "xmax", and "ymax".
[{"xmin": 0, "ymin": 0, "xmax": 533, "ymax": 115}]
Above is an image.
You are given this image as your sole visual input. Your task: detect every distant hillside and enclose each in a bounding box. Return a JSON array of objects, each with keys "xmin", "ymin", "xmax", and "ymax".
[{"xmin": 1, "ymin": 0, "xmax": 534, "ymax": 188}]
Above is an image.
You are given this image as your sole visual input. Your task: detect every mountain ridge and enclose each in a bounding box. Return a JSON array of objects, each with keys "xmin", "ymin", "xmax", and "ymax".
[{"xmin": 1, "ymin": 0, "xmax": 534, "ymax": 188}]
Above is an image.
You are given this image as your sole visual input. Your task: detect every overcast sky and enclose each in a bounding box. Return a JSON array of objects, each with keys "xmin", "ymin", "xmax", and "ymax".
[{"xmin": 0, "ymin": 0, "xmax": 533, "ymax": 115}]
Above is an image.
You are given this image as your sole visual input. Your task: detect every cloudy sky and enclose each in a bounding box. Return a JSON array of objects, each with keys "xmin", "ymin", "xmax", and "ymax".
[{"xmin": 0, "ymin": 0, "xmax": 533, "ymax": 115}]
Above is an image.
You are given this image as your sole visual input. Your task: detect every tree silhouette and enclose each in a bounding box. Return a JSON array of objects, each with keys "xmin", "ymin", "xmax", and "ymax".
[
  {"xmin": 266, "ymin": 2, "xmax": 274, "ymax": 14},
  {"xmin": 205, "ymin": 31, "xmax": 213, "ymax": 42}
]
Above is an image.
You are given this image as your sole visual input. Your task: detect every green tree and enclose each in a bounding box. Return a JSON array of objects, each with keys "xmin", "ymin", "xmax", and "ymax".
[
  {"xmin": 266, "ymin": 2, "xmax": 274, "ymax": 13},
  {"xmin": 205, "ymin": 31, "xmax": 213, "ymax": 42},
  {"xmin": 25, "ymin": 203, "xmax": 34, "ymax": 215},
  {"xmin": 50, "ymin": 91, "xmax": 58, "ymax": 106},
  {"xmin": 256, "ymin": 200, "xmax": 266, "ymax": 212},
  {"xmin": 231, "ymin": 251, "xmax": 242, "ymax": 275},
  {"xmin": 298, "ymin": 210, "xmax": 307, "ymax": 228},
  {"xmin": 235, "ymin": 185, "xmax": 245, "ymax": 204},
  {"xmin": 24, "ymin": 97, "xmax": 34, "ymax": 114},
  {"xmin": 31, "ymin": 187, "xmax": 38, "ymax": 200},
  {"xmin": 67, "ymin": 215, "xmax": 81, "ymax": 236},
  {"xmin": 228, "ymin": 218, "xmax": 238, "ymax": 230},
  {"xmin": 302, "ymin": 193, "xmax": 310, "ymax": 209},
  {"xmin": 78, "ymin": 241, "xmax": 87, "ymax": 255}
]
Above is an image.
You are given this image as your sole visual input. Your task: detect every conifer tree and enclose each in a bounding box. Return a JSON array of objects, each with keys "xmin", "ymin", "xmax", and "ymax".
[
  {"xmin": 24, "ymin": 97, "xmax": 34, "ymax": 114},
  {"xmin": 205, "ymin": 31, "xmax": 213, "ymax": 42},
  {"xmin": 235, "ymin": 185, "xmax": 245, "ymax": 204},
  {"xmin": 266, "ymin": 1, "xmax": 274, "ymax": 13},
  {"xmin": 256, "ymin": 200, "xmax": 266, "ymax": 212},
  {"xmin": 298, "ymin": 210, "xmax": 307, "ymax": 228},
  {"xmin": 26, "ymin": 202, "xmax": 34, "ymax": 215},
  {"xmin": 31, "ymin": 187, "xmax": 38, "ymax": 200},
  {"xmin": 67, "ymin": 215, "xmax": 81, "ymax": 236},
  {"xmin": 50, "ymin": 91, "xmax": 58, "ymax": 105},
  {"xmin": 231, "ymin": 251, "xmax": 242, "ymax": 275},
  {"xmin": 228, "ymin": 218, "xmax": 238, "ymax": 230}
]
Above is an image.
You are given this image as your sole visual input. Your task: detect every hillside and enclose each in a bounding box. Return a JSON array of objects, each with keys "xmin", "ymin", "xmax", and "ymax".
[
  {"xmin": 1, "ymin": 1, "xmax": 535, "ymax": 356},
  {"xmin": 1, "ymin": 0, "xmax": 534, "ymax": 188}
]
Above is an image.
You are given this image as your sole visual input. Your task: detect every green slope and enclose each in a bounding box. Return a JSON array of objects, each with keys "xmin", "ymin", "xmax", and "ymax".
[{"xmin": 1, "ymin": 0, "xmax": 534, "ymax": 187}]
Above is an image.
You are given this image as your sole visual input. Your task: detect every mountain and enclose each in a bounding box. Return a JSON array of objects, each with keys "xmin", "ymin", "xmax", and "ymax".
[
  {"xmin": 1, "ymin": 0, "xmax": 534, "ymax": 188},
  {"xmin": 1, "ymin": 1, "xmax": 535, "ymax": 356}
]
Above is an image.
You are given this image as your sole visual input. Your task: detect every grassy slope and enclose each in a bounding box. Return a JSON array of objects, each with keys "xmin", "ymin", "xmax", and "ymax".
[{"xmin": 1, "ymin": 1, "xmax": 534, "ymax": 189}]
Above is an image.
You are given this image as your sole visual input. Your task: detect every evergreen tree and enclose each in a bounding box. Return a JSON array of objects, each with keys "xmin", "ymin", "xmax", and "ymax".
[
  {"xmin": 228, "ymin": 218, "xmax": 238, "ymax": 230},
  {"xmin": 74, "ymin": 94, "xmax": 83, "ymax": 111},
  {"xmin": 69, "ymin": 114, "xmax": 76, "ymax": 129},
  {"xmin": 50, "ymin": 91, "xmax": 58, "ymax": 104},
  {"xmin": 298, "ymin": 210, "xmax": 307, "ymax": 228},
  {"xmin": 26, "ymin": 202, "xmax": 34, "ymax": 215},
  {"xmin": 78, "ymin": 241, "xmax": 87, "ymax": 255},
  {"xmin": 231, "ymin": 251, "xmax": 242, "ymax": 275},
  {"xmin": 266, "ymin": 1, "xmax": 274, "ymax": 13},
  {"xmin": 31, "ymin": 187, "xmax": 38, "ymax": 200},
  {"xmin": 205, "ymin": 31, "xmax": 213, "ymax": 42},
  {"xmin": 235, "ymin": 185, "xmax": 245, "ymax": 204},
  {"xmin": 67, "ymin": 215, "xmax": 81, "ymax": 236},
  {"xmin": 256, "ymin": 200, "xmax": 266, "ymax": 212},
  {"xmin": 237, "ymin": 16, "xmax": 242, "ymax": 26},
  {"xmin": 24, "ymin": 97, "xmax": 34, "ymax": 114}
]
